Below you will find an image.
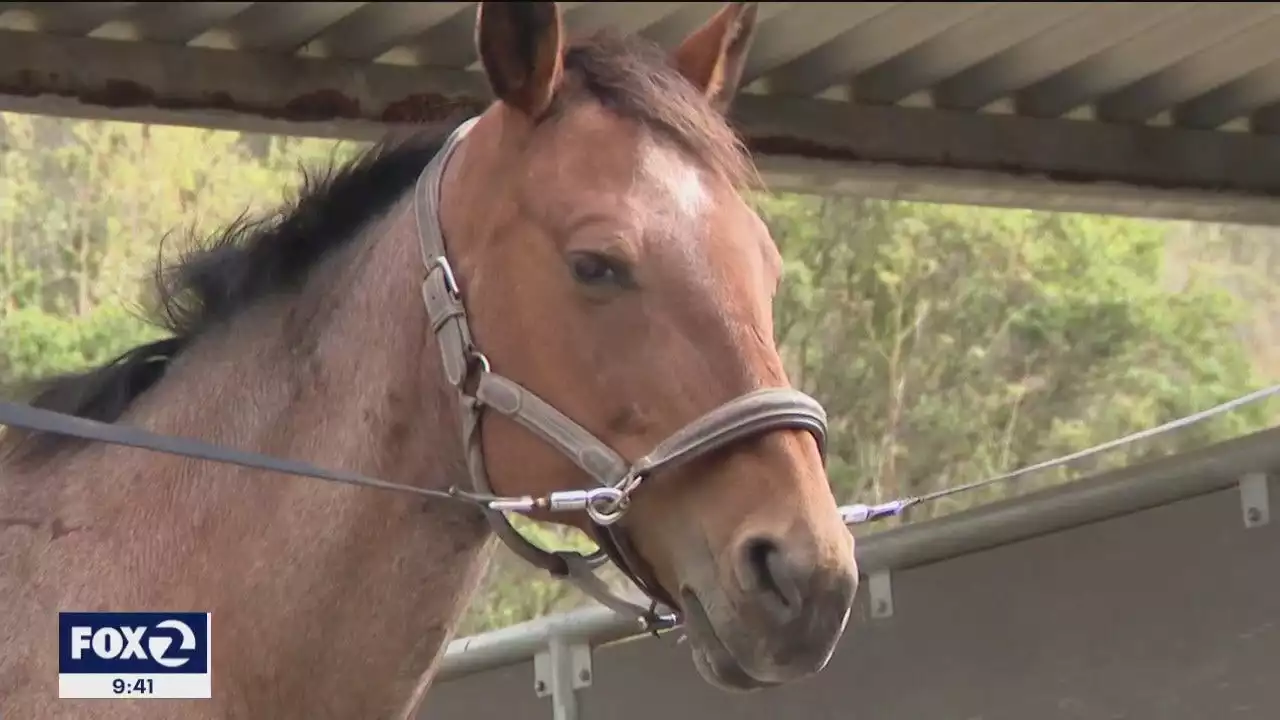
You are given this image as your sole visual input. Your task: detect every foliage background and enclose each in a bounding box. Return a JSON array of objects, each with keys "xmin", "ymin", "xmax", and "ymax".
[{"xmin": 2, "ymin": 112, "xmax": 1277, "ymax": 636}]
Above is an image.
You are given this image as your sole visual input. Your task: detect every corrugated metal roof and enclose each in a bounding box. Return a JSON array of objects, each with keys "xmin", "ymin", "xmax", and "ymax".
[
  {"xmin": 6, "ymin": 2, "xmax": 1279, "ymax": 129},
  {"xmin": 3, "ymin": 2, "xmax": 1280, "ymax": 220}
]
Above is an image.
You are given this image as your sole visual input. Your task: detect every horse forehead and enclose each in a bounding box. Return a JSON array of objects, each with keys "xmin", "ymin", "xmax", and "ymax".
[
  {"xmin": 534, "ymin": 111, "xmax": 758, "ymax": 278},
  {"xmin": 547, "ymin": 123, "xmax": 710, "ymax": 227},
  {"xmin": 635, "ymin": 134, "xmax": 709, "ymax": 223}
]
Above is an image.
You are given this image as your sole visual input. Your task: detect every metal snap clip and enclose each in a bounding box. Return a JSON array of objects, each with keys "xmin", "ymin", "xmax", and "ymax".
[{"xmin": 584, "ymin": 487, "xmax": 628, "ymax": 526}]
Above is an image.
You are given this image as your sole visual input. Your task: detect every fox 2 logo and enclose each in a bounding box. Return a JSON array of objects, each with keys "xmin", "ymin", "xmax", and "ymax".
[{"xmin": 59, "ymin": 612, "xmax": 210, "ymax": 675}]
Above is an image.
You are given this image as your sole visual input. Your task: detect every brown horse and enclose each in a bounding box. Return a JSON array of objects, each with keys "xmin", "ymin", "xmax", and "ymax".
[{"xmin": 0, "ymin": 3, "xmax": 858, "ymax": 717}]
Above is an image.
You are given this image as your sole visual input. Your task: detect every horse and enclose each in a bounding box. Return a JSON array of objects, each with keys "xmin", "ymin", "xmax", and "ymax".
[{"xmin": 0, "ymin": 3, "xmax": 859, "ymax": 717}]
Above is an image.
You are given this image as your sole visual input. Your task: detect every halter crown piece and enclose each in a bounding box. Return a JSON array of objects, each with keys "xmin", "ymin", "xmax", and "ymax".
[{"xmin": 414, "ymin": 117, "xmax": 832, "ymax": 629}]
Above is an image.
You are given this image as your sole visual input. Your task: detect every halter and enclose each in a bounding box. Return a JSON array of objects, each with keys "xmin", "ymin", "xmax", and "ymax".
[{"xmin": 414, "ymin": 117, "xmax": 831, "ymax": 628}]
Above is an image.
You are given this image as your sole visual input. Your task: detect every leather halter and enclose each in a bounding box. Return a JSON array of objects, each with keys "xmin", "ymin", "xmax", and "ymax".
[{"xmin": 414, "ymin": 117, "xmax": 831, "ymax": 628}]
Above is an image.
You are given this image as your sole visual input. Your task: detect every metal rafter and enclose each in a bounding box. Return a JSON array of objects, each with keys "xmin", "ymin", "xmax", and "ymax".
[{"xmin": 2, "ymin": 2, "xmax": 1280, "ymax": 223}]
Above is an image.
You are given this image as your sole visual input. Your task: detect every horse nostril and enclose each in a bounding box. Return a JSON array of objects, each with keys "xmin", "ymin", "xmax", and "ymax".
[{"xmin": 740, "ymin": 536, "xmax": 803, "ymax": 621}]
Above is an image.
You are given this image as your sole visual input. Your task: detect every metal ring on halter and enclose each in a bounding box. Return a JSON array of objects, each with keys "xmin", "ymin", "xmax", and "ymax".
[{"xmin": 584, "ymin": 486, "xmax": 628, "ymax": 525}]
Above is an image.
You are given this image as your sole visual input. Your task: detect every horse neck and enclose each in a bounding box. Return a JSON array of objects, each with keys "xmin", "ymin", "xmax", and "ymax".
[{"xmin": 27, "ymin": 199, "xmax": 494, "ymax": 718}]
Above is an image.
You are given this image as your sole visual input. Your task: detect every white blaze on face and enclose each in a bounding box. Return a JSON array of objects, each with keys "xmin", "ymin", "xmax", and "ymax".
[
  {"xmin": 634, "ymin": 135, "xmax": 712, "ymax": 273},
  {"xmin": 640, "ymin": 135, "xmax": 711, "ymax": 239},
  {"xmin": 643, "ymin": 140, "xmax": 707, "ymax": 219}
]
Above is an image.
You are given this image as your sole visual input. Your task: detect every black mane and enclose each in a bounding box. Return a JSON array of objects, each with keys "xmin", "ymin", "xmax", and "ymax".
[
  {"xmin": 0, "ymin": 31, "xmax": 750, "ymax": 464},
  {"xmin": 0, "ymin": 127, "xmax": 451, "ymax": 464}
]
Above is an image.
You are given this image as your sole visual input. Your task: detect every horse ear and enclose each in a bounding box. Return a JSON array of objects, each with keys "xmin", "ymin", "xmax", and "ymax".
[
  {"xmin": 669, "ymin": 2, "xmax": 760, "ymax": 114},
  {"xmin": 475, "ymin": 1, "xmax": 565, "ymax": 119}
]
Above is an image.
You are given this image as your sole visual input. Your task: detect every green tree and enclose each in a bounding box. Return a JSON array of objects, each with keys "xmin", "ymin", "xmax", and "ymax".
[
  {"xmin": 0, "ymin": 112, "xmax": 358, "ymax": 385},
  {"xmin": 757, "ymin": 194, "xmax": 1274, "ymax": 521}
]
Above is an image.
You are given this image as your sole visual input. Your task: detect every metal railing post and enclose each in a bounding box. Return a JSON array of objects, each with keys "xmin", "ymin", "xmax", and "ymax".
[{"xmin": 534, "ymin": 634, "xmax": 592, "ymax": 720}]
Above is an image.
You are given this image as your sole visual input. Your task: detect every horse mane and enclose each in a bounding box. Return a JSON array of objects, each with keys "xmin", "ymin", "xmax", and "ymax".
[{"xmin": 0, "ymin": 30, "xmax": 754, "ymax": 464}]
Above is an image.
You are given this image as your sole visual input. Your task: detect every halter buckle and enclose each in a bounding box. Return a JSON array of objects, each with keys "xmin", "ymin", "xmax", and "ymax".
[
  {"xmin": 428, "ymin": 255, "xmax": 461, "ymax": 298},
  {"xmin": 467, "ymin": 349, "xmax": 492, "ymax": 376}
]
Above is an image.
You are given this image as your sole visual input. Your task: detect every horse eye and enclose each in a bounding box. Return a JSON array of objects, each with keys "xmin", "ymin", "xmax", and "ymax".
[{"xmin": 568, "ymin": 251, "xmax": 631, "ymax": 288}]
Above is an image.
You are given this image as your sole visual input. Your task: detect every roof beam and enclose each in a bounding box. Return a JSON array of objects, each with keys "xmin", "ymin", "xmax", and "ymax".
[
  {"xmin": 210, "ymin": 2, "xmax": 366, "ymax": 53},
  {"xmin": 1015, "ymin": 3, "xmax": 1280, "ymax": 120},
  {"xmin": 88, "ymin": 2, "xmax": 254, "ymax": 45},
  {"xmin": 638, "ymin": 1, "xmax": 795, "ymax": 51},
  {"xmin": 854, "ymin": 2, "xmax": 1086, "ymax": 107},
  {"xmin": 0, "ymin": 2, "xmax": 138, "ymax": 35},
  {"xmin": 1173, "ymin": 59, "xmax": 1280, "ymax": 131},
  {"xmin": 1097, "ymin": 14, "xmax": 1280, "ymax": 124},
  {"xmin": 763, "ymin": 2, "xmax": 992, "ymax": 98},
  {"xmin": 406, "ymin": 6, "xmax": 478, "ymax": 69},
  {"xmin": 730, "ymin": 93, "xmax": 1280, "ymax": 220},
  {"xmin": 1251, "ymin": 101, "xmax": 1280, "ymax": 135},
  {"xmin": 0, "ymin": 27, "xmax": 488, "ymax": 132},
  {"xmin": 4, "ymin": 26, "xmax": 1280, "ymax": 226},
  {"xmin": 304, "ymin": 2, "xmax": 471, "ymax": 61},
  {"xmin": 934, "ymin": 3, "xmax": 1186, "ymax": 112},
  {"xmin": 560, "ymin": 2, "xmax": 685, "ymax": 37},
  {"xmin": 736, "ymin": 2, "xmax": 896, "ymax": 89}
]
